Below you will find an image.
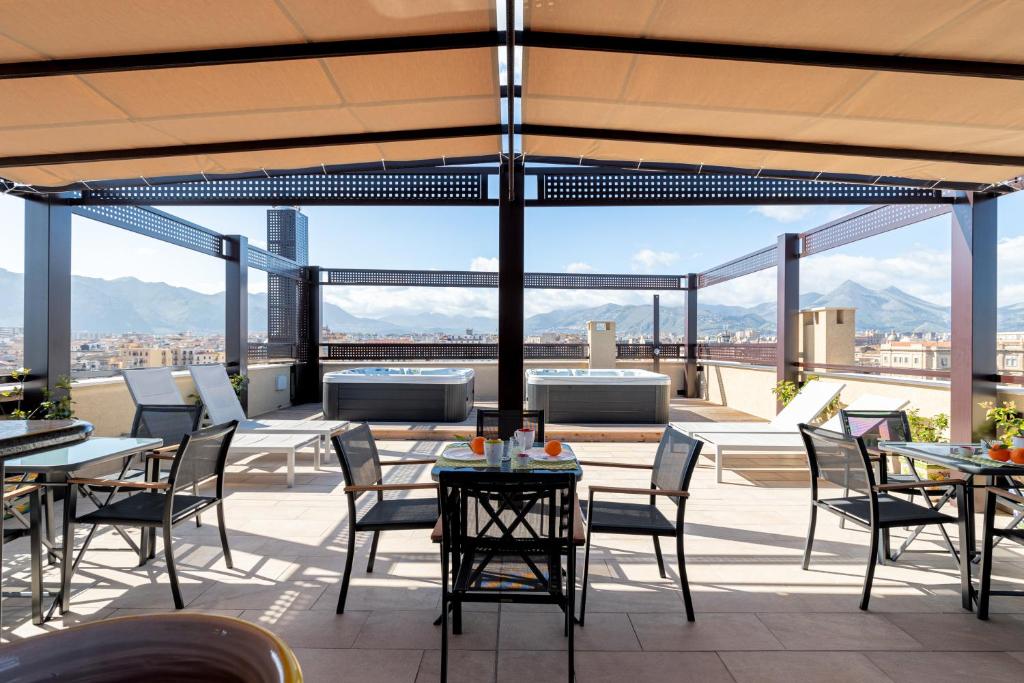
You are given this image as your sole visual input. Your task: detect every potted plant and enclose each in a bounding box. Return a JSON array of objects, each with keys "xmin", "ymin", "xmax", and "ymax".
[
  {"xmin": 979, "ymin": 401, "xmax": 1024, "ymax": 447},
  {"xmin": 906, "ymin": 409, "xmax": 950, "ymax": 480}
]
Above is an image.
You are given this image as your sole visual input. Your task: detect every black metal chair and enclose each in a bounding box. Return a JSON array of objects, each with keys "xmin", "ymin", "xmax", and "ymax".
[
  {"xmin": 977, "ymin": 482, "xmax": 1024, "ymax": 619},
  {"xmin": 798, "ymin": 424, "xmax": 971, "ymax": 610},
  {"xmin": 476, "ymin": 409, "xmax": 544, "ymax": 442},
  {"xmin": 60, "ymin": 421, "xmax": 238, "ymax": 611},
  {"xmin": 578, "ymin": 425, "xmax": 702, "ymax": 624},
  {"xmin": 332, "ymin": 423, "xmax": 438, "ymax": 614},
  {"xmin": 439, "ymin": 470, "xmax": 577, "ymax": 683}
]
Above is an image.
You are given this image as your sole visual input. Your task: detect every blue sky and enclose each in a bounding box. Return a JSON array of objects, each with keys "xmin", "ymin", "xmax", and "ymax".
[{"xmin": 1, "ymin": 191, "xmax": 1023, "ymax": 320}]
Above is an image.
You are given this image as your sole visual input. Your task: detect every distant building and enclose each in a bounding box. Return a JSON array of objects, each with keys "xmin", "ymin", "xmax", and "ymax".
[{"xmin": 878, "ymin": 340, "xmax": 950, "ymax": 371}]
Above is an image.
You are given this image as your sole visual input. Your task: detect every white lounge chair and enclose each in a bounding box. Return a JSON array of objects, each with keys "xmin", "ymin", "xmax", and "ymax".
[
  {"xmin": 123, "ymin": 367, "xmax": 189, "ymax": 406},
  {"xmin": 188, "ymin": 364, "xmax": 348, "ymax": 476},
  {"xmin": 672, "ymin": 381, "xmax": 845, "ymax": 436}
]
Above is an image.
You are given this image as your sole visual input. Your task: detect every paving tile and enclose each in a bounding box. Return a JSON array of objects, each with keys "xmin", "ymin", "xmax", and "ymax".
[
  {"xmin": 721, "ymin": 651, "xmax": 893, "ymax": 682},
  {"xmin": 496, "ymin": 651, "xmax": 576, "ymax": 683},
  {"xmin": 355, "ymin": 609, "xmax": 497, "ymax": 650},
  {"xmin": 417, "ymin": 649, "xmax": 495, "ymax": 683},
  {"xmin": 883, "ymin": 612, "xmax": 1024, "ymax": 651},
  {"xmin": 629, "ymin": 611, "xmax": 784, "ymax": 651},
  {"xmin": 292, "ymin": 648, "xmax": 423, "ymax": 683},
  {"xmin": 867, "ymin": 651, "xmax": 1024, "ymax": 683},
  {"xmin": 241, "ymin": 608, "xmax": 369, "ymax": 649},
  {"xmin": 574, "ymin": 651, "xmax": 736, "ymax": 682},
  {"xmin": 190, "ymin": 580, "xmax": 327, "ymax": 610},
  {"xmin": 757, "ymin": 612, "xmax": 923, "ymax": 650}
]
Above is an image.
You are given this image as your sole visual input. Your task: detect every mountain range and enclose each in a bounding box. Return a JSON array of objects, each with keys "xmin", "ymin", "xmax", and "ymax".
[{"xmin": 1, "ymin": 267, "xmax": 1022, "ymax": 336}]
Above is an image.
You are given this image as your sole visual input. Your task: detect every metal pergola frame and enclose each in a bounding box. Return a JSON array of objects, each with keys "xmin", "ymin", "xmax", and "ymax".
[{"xmin": 9, "ymin": 4, "xmax": 1012, "ymax": 441}]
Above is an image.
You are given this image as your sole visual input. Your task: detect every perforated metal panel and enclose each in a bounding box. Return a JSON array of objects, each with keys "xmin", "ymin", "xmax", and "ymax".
[
  {"xmin": 248, "ymin": 246, "xmax": 304, "ymax": 279},
  {"xmin": 322, "ymin": 269, "xmax": 686, "ymax": 290},
  {"xmin": 698, "ymin": 246, "xmax": 777, "ymax": 288},
  {"xmin": 75, "ymin": 173, "xmax": 490, "ymax": 205},
  {"xmin": 697, "ymin": 343, "xmax": 776, "ymax": 365},
  {"xmin": 320, "ymin": 343, "xmax": 590, "ymax": 361},
  {"xmin": 535, "ymin": 173, "xmax": 946, "ymax": 205},
  {"xmin": 71, "ymin": 205, "xmax": 223, "ymax": 257},
  {"xmin": 800, "ymin": 204, "xmax": 953, "ymax": 256},
  {"xmin": 267, "ymin": 208, "xmax": 309, "ymax": 265},
  {"xmin": 616, "ymin": 343, "xmax": 684, "ymax": 359}
]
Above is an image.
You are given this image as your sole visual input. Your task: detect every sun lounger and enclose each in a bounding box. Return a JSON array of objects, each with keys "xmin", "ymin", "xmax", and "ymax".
[{"xmin": 672, "ymin": 381, "xmax": 845, "ymax": 436}]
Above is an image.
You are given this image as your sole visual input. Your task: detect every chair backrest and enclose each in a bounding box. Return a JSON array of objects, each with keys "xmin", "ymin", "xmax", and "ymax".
[
  {"xmin": 167, "ymin": 421, "xmax": 237, "ymax": 502},
  {"xmin": 189, "ymin": 364, "xmax": 247, "ymax": 422},
  {"xmin": 332, "ymin": 423, "xmax": 382, "ymax": 499},
  {"xmin": 130, "ymin": 404, "xmax": 203, "ymax": 449},
  {"xmin": 122, "ymin": 367, "xmax": 185, "ymax": 406},
  {"xmin": 839, "ymin": 410, "xmax": 912, "ymax": 452},
  {"xmin": 651, "ymin": 425, "xmax": 703, "ymax": 504},
  {"xmin": 819, "ymin": 394, "xmax": 909, "ymax": 431},
  {"xmin": 476, "ymin": 409, "xmax": 545, "ymax": 441},
  {"xmin": 770, "ymin": 381, "xmax": 845, "ymax": 427},
  {"xmin": 799, "ymin": 423, "xmax": 875, "ymax": 497}
]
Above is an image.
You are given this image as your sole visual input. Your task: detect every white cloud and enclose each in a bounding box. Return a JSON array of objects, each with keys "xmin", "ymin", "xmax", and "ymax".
[
  {"xmin": 565, "ymin": 262, "xmax": 593, "ymax": 273},
  {"xmin": 631, "ymin": 249, "xmax": 679, "ymax": 272},
  {"xmin": 469, "ymin": 256, "xmax": 499, "ymax": 272},
  {"xmin": 752, "ymin": 206, "xmax": 813, "ymax": 223}
]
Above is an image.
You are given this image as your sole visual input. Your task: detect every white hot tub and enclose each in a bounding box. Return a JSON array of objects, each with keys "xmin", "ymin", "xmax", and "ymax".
[
  {"xmin": 323, "ymin": 368, "xmax": 475, "ymax": 422},
  {"xmin": 526, "ymin": 369, "xmax": 670, "ymax": 423}
]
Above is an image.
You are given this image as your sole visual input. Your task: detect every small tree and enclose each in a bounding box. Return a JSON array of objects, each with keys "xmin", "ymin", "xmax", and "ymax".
[
  {"xmin": 906, "ymin": 409, "xmax": 949, "ymax": 443},
  {"xmin": 0, "ymin": 369, "xmax": 75, "ymax": 420}
]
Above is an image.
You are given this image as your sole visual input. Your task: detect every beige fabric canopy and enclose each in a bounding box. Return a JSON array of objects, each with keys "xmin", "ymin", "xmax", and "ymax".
[
  {"xmin": 522, "ymin": 0, "xmax": 1024, "ymax": 185},
  {"xmin": 0, "ymin": 0, "xmax": 500, "ymax": 187}
]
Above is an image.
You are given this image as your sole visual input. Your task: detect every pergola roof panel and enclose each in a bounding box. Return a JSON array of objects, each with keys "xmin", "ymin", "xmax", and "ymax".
[
  {"xmin": 0, "ymin": 1, "xmax": 499, "ymax": 187},
  {"xmin": 523, "ymin": 0, "xmax": 1024, "ymax": 185}
]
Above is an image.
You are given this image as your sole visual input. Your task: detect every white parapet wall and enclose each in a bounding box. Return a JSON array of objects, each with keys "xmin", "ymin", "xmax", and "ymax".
[{"xmin": 72, "ymin": 363, "xmax": 294, "ymax": 437}]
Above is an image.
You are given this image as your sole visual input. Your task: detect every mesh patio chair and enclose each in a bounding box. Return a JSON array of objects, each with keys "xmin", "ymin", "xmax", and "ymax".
[
  {"xmin": 439, "ymin": 470, "xmax": 577, "ymax": 683},
  {"xmin": 798, "ymin": 424, "xmax": 971, "ymax": 610},
  {"xmin": 577, "ymin": 425, "xmax": 702, "ymax": 624},
  {"xmin": 977, "ymin": 482, "xmax": 1024, "ymax": 619},
  {"xmin": 476, "ymin": 409, "xmax": 544, "ymax": 442},
  {"xmin": 332, "ymin": 423, "xmax": 438, "ymax": 614},
  {"xmin": 60, "ymin": 421, "xmax": 238, "ymax": 611}
]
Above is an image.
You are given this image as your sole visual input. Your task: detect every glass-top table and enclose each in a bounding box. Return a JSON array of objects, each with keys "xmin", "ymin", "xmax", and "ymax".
[{"xmin": 4, "ymin": 437, "xmax": 162, "ymax": 472}]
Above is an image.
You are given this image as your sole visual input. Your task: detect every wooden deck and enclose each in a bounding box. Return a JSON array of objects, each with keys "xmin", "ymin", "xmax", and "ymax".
[{"xmin": 273, "ymin": 398, "xmax": 764, "ymax": 443}]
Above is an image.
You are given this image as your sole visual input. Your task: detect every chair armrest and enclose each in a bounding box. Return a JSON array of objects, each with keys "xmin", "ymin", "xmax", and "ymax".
[
  {"xmin": 874, "ymin": 479, "xmax": 965, "ymax": 492},
  {"xmin": 577, "ymin": 460, "xmax": 653, "ymax": 469},
  {"xmin": 3, "ymin": 484, "xmax": 41, "ymax": 501},
  {"xmin": 990, "ymin": 487, "xmax": 1024, "ymax": 506},
  {"xmin": 344, "ymin": 482, "xmax": 438, "ymax": 493},
  {"xmin": 588, "ymin": 485, "xmax": 689, "ymax": 498},
  {"xmin": 430, "ymin": 516, "xmax": 443, "ymax": 543},
  {"xmin": 146, "ymin": 449, "xmax": 178, "ymax": 461},
  {"xmin": 572, "ymin": 493, "xmax": 586, "ymax": 546},
  {"xmin": 68, "ymin": 478, "xmax": 170, "ymax": 490},
  {"xmin": 379, "ymin": 459, "xmax": 435, "ymax": 467}
]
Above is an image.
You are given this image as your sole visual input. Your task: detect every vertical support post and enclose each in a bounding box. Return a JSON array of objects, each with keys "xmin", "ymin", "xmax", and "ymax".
[
  {"xmin": 23, "ymin": 199, "xmax": 72, "ymax": 408},
  {"xmin": 652, "ymin": 294, "xmax": 661, "ymax": 373},
  {"xmin": 950, "ymin": 193, "xmax": 998, "ymax": 442},
  {"xmin": 299, "ymin": 265, "xmax": 322, "ymax": 405},
  {"xmin": 224, "ymin": 234, "xmax": 249, "ymax": 411},
  {"xmin": 498, "ymin": 155, "xmax": 525, "ymax": 417},
  {"xmin": 684, "ymin": 274, "xmax": 698, "ymax": 398},
  {"xmin": 776, "ymin": 233, "xmax": 800, "ymax": 409}
]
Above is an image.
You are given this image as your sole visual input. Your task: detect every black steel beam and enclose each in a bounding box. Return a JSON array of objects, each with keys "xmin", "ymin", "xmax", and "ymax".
[
  {"xmin": 505, "ymin": 0, "xmax": 516, "ymax": 164},
  {"xmin": 518, "ymin": 30, "xmax": 1024, "ymax": 81},
  {"xmin": 0, "ymin": 31, "xmax": 503, "ymax": 80},
  {"xmin": 520, "ymin": 124, "xmax": 1024, "ymax": 170},
  {"xmin": 776, "ymin": 233, "xmax": 800, "ymax": 398},
  {"xmin": 498, "ymin": 155, "xmax": 525, "ymax": 412},
  {"xmin": 23, "ymin": 199, "xmax": 72, "ymax": 408},
  {"xmin": 298, "ymin": 266, "xmax": 322, "ymax": 405},
  {"xmin": 652, "ymin": 294, "xmax": 661, "ymax": 374},
  {"xmin": 950, "ymin": 193, "xmax": 998, "ymax": 442},
  {"xmin": 684, "ymin": 274, "xmax": 699, "ymax": 398},
  {"xmin": 0, "ymin": 125, "xmax": 502, "ymax": 169},
  {"xmin": 224, "ymin": 235, "xmax": 249, "ymax": 409}
]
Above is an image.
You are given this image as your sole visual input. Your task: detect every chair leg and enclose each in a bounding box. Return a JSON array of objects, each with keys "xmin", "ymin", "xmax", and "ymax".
[
  {"xmin": 567, "ymin": 535, "xmax": 575, "ymax": 682},
  {"xmin": 29, "ymin": 488, "xmax": 43, "ymax": 626},
  {"xmin": 802, "ymin": 504, "xmax": 817, "ymax": 570},
  {"xmin": 337, "ymin": 522, "xmax": 356, "ymax": 614},
  {"xmin": 163, "ymin": 524, "xmax": 184, "ymax": 609},
  {"xmin": 59, "ymin": 485, "xmax": 79, "ymax": 614},
  {"xmin": 676, "ymin": 532, "xmax": 695, "ymax": 622},
  {"xmin": 44, "ymin": 486, "xmax": 56, "ymax": 566},
  {"xmin": 579, "ymin": 518, "xmax": 594, "ymax": 627},
  {"xmin": 859, "ymin": 525, "xmax": 880, "ymax": 610},
  {"xmin": 194, "ymin": 482, "xmax": 202, "ymax": 527},
  {"xmin": 977, "ymin": 491, "xmax": 996, "ymax": 620},
  {"xmin": 652, "ymin": 535, "xmax": 667, "ymax": 579},
  {"xmin": 366, "ymin": 530, "xmax": 380, "ymax": 573},
  {"xmin": 217, "ymin": 503, "xmax": 233, "ymax": 570}
]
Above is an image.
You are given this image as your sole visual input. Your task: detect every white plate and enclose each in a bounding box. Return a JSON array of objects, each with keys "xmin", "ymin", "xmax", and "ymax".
[
  {"xmin": 526, "ymin": 446, "xmax": 576, "ymax": 463},
  {"xmin": 444, "ymin": 447, "xmax": 486, "ymax": 461}
]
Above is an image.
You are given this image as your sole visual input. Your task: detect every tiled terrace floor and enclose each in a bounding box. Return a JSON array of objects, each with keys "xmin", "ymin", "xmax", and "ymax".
[{"xmin": 3, "ymin": 402, "xmax": 1024, "ymax": 682}]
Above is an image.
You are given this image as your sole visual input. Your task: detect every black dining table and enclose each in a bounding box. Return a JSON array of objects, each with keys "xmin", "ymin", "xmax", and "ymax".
[{"xmin": 878, "ymin": 441, "xmax": 1024, "ymax": 610}]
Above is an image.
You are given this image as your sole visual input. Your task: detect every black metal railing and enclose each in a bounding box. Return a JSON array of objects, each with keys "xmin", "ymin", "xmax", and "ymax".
[
  {"xmin": 616, "ymin": 343, "xmax": 684, "ymax": 359},
  {"xmin": 697, "ymin": 342, "xmax": 776, "ymax": 365},
  {"xmin": 320, "ymin": 342, "xmax": 592, "ymax": 361},
  {"xmin": 248, "ymin": 342, "xmax": 297, "ymax": 361}
]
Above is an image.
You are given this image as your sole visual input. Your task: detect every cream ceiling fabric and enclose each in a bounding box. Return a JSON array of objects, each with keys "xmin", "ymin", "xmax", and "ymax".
[
  {"xmin": 0, "ymin": 0, "xmax": 500, "ymax": 187},
  {"xmin": 522, "ymin": 0, "xmax": 1024, "ymax": 184}
]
